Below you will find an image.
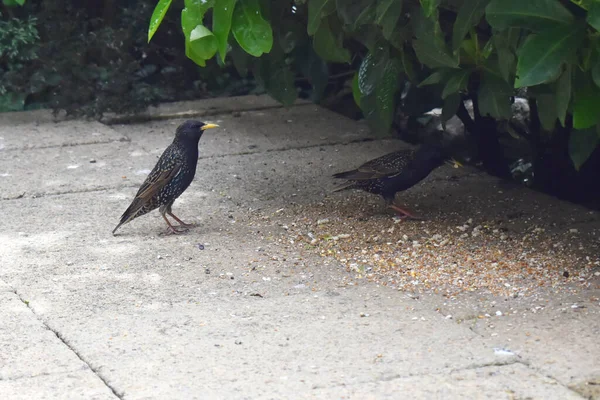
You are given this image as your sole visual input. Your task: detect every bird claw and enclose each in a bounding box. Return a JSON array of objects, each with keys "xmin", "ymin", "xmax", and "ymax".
[{"xmin": 163, "ymin": 225, "xmax": 189, "ymax": 235}]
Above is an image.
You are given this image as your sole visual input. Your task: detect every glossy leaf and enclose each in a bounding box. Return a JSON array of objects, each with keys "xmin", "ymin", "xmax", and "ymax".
[
  {"xmin": 308, "ymin": 0, "xmax": 336, "ymax": 35},
  {"xmin": 190, "ymin": 25, "xmax": 218, "ymax": 59},
  {"xmin": 420, "ymin": 0, "xmax": 440, "ymax": 18},
  {"xmin": 536, "ymin": 94, "xmax": 558, "ymax": 130},
  {"xmin": 148, "ymin": 0, "xmax": 173, "ymax": 43},
  {"xmin": 452, "ymin": 0, "xmax": 490, "ymax": 50},
  {"xmin": 569, "ymin": 127, "xmax": 600, "ymax": 169},
  {"xmin": 213, "ymin": 0, "xmax": 237, "ymax": 60},
  {"xmin": 181, "ymin": 1, "xmax": 215, "ymax": 66},
  {"xmin": 478, "ymin": 74, "xmax": 512, "ymax": 119},
  {"xmin": 313, "ymin": 17, "xmax": 351, "ymax": 63},
  {"xmin": 418, "ymin": 69, "xmax": 450, "ymax": 87},
  {"xmin": 486, "ymin": 0, "xmax": 574, "ymax": 32},
  {"xmin": 587, "ymin": 1, "xmax": 600, "ymax": 31},
  {"xmin": 556, "ymin": 65, "xmax": 571, "ymax": 126},
  {"xmin": 442, "ymin": 93, "xmax": 461, "ymax": 128},
  {"xmin": 573, "ymin": 83, "xmax": 600, "ymax": 129},
  {"xmin": 515, "ymin": 24, "xmax": 585, "ymax": 88},
  {"xmin": 442, "ymin": 69, "xmax": 470, "ymax": 99},
  {"xmin": 232, "ymin": 0, "xmax": 273, "ymax": 57},
  {"xmin": 335, "ymin": 0, "xmax": 376, "ymax": 28},
  {"xmin": 400, "ymin": 48, "xmax": 418, "ymax": 83},
  {"xmin": 493, "ymin": 33, "xmax": 516, "ymax": 83},
  {"xmin": 414, "ymin": 38, "xmax": 459, "ymax": 68},
  {"xmin": 253, "ymin": 56, "xmax": 297, "ymax": 106},
  {"xmin": 361, "ymin": 59, "xmax": 403, "ymax": 135},
  {"xmin": 376, "ymin": 0, "xmax": 403, "ymax": 39},
  {"xmin": 352, "ymin": 72, "xmax": 361, "ymax": 107}
]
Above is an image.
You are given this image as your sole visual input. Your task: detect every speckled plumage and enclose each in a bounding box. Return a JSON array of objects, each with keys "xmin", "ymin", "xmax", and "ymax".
[
  {"xmin": 112, "ymin": 120, "xmax": 218, "ymax": 235},
  {"xmin": 333, "ymin": 144, "xmax": 456, "ymax": 218}
]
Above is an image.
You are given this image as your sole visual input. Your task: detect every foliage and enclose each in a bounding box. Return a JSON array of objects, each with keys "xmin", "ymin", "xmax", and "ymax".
[
  {"xmin": 0, "ymin": 13, "xmax": 38, "ymax": 111},
  {"xmin": 148, "ymin": 0, "xmax": 600, "ymax": 174},
  {"xmin": 0, "ymin": 0, "xmax": 252, "ymax": 118}
]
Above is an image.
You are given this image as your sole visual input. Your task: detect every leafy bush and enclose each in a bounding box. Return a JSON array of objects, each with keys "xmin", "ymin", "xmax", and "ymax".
[
  {"xmin": 0, "ymin": 12, "xmax": 39, "ymax": 111},
  {"xmin": 148, "ymin": 0, "xmax": 600, "ymax": 203},
  {"xmin": 1, "ymin": 0, "xmax": 251, "ymax": 118}
]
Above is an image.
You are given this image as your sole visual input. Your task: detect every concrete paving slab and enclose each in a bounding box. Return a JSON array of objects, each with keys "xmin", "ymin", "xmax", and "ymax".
[
  {"xmin": 0, "ymin": 96, "xmax": 596, "ymax": 399},
  {"xmin": 112, "ymin": 105, "xmax": 373, "ymax": 157},
  {"xmin": 0, "ymin": 371, "xmax": 117, "ymax": 400},
  {"xmin": 0, "ymin": 120, "xmax": 126, "ymax": 151},
  {"xmin": 1, "ymin": 106, "xmax": 376, "ymax": 200},
  {"xmin": 0, "ymin": 290, "xmax": 88, "ymax": 380},
  {"xmin": 311, "ymin": 363, "xmax": 583, "ymax": 399}
]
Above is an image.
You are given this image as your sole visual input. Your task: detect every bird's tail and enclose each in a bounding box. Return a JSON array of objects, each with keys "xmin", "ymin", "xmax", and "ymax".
[
  {"xmin": 331, "ymin": 182, "xmax": 356, "ymax": 192},
  {"xmin": 112, "ymin": 199, "xmax": 144, "ymax": 235}
]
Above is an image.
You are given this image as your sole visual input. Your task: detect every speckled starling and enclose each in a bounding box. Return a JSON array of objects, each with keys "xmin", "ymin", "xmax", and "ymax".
[
  {"xmin": 112, "ymin": 120, "xmax": 219, "ymax": 235},
  {"xmin": 333, "ymin": 144, "xmax": 461, "ymax": 219}
]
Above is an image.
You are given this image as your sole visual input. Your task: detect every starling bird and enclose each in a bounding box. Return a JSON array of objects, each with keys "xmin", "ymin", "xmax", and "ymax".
[
  {"xmin": 333, "ymin": 144, "xmax": 461, "ymax": 219},
  {"xmin": 112, "ymin": 120, "xmax": 219, "ymax": 235}
]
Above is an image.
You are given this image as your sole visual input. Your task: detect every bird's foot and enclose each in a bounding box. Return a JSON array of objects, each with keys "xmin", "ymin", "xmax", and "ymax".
[
  {"xmin": 389, "ymin": 204, "xmax": 424, "ymax": 220},
  {"xmin": 168, "ymin": 213, "xmax": 196, "ymax": 228},
  {"xmin": 163, "ymin": 225, "xmax": 189, "ymax": 235}
]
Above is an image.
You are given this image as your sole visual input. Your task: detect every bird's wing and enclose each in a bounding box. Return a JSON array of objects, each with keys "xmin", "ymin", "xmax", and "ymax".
[
  {"xmin": 333, "ymin": 150, "xmax": 415, "ymax": 181},
  {"xmin": 135, "ymin": 162, "xmax": 183, "ymax": 202},
  {"xmin": 117, "ymin": 162, "xmax": 183, "ymax": 224}
]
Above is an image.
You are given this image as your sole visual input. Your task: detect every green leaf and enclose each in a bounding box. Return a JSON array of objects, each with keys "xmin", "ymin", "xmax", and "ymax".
[
  {"xmin": 181, "ymin": 1, "xmax": 215, "ymax": 66},
  {"xmin": 400, "ymin": 48, "xmax": 418, "ymax": 83},
  {"xmin": 556, "ymin": 65, "xmax": 571, "ymax": 126},
  {"xmin": 420, "ymin": 0, "xmax": 441, "ymax": 18},
  {"xmin": 352, "ymin": 72, "xmax": 361, "ymax": 107},
  {"xmin": 253, "ymin": 55, "xmax": 297, "ymax": 106},
  {"xmin": 0, "ymin": 93, "xmax": 26, "ymax": 112},
  {"xmin": 493, "ymin": 33, "xmax": 516, "ymax": 82},
  {"xmin": 190, "ymin": 25, "xmax": 218, "ymax": 60},
  {"xmin": 358, "ymin": 51, "xmax": 378, "ymax": 95},
  {"xmin": 573, "ymin": 82, "xmax": 600, "ymax": 129},
  {"xmin": 376, "ymin": 0, "xmax": 403, "ymax": 39},
  {"xmin": 414, "ymin": 38, "xmax": 459, "ymax": 68},
  {"xmin": 335, "ymin": 0, "xmax": 377, "ymax": 28},
  {"xmin": 592, "ymin": 60, "xmax": 600, "ymax": 88},
  {"xmin": 213, "ymin": 0, "xmax": 237, "ymax": 60},
  {"xmin": 536, "ymin": 94, "xmax": 558, "ymax": 130},
  {"xmin": 357, "ymin": 46, "xmax": 403, "ymax": 134},
  {"xmin": 313, "ymin": 17, "xmax": 351, "ymax": 63},
  {"xmin": 486, "ymin": 0, "xmax": 574, "ymax": 32},
  {"xmin": 361, "ymin": 60, "xmax": 402, "ymax": 135},
  {"xmin": 478, "ymin": 74, "xmax": 513, "ymax": 119},
  {"xmin": 230, "ymin": 43, "xmax": 250, "ymax": 76},
  {"xmin": 587, "ymin": 1, "xmax": 600, "ymax": 31},
  {"xmin": 569, "ymin": 127, "xmax": 600, "ymax": 169},
  {"xmin": 442, "ymin": 93, "xmax": 461, "ymax": 128},
  {"xmin": 308, "ymin": 0, "xmax": 336, "ymax": 35},
  {"xmin": 515, "ymin": 24, "xmax": 585, "ymax": 88},
  {"xmin": 452, "ymin": 0, "xmax": 491, "ymax": 50},
  {"xmin": 418, "ymin": 69, "xmax": 449, "ymax": 87},
  {"xmin": 232, "ymin": 0, "xmax": 273, "ymax": 57},
  {"xmin": 442, "ymin": 69, "xmax": 470, "ymax": 99},
  {"xmin": 148, "ymin": 0, "xmax": 173, "ymax": 43}
]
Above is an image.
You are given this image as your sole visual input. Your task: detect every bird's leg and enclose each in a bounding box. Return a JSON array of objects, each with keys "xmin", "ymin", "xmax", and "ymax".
[
  {"xmin": 167, "ymin": 211, "xmax": 195, "ymax": 227},
  {"xmin": 161, "ymin": 213, "xmax": 186, "ymax": 235},
  {"xmin": 166, "ymin": 204, "xmax": 195, "ymax": 227},
  {"xmin": 389, "ymin": 203, "xmax": 423, "ymax": 220}
]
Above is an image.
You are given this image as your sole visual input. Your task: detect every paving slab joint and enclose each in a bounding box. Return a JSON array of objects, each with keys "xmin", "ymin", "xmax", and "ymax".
[
  {"xmin": 10, "ymin": 287, "xmax": 124, "ymax": 399},
  {"xmin": 101, "ymin": 103, "xmax": 313, "ymax": 125}
]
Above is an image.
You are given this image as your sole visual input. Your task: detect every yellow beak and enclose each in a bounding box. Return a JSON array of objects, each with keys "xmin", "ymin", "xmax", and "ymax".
[
  {"xmin": 201, "ymin": 123, "xmax": 219, "ymax": 130},
  {"xmin": 445, "ymin": 158, "xmax": 463, "ymax": 168}
]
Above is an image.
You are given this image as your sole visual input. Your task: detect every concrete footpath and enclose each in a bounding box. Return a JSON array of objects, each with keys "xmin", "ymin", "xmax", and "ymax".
[{"xmin": 0, "ymin": 96, "xmax": 598, "ymax": 399}]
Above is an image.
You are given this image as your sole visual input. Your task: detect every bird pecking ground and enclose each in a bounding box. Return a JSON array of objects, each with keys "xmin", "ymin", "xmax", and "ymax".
[{"xmin": 244, "ymin": 167, "xmax": 600, "ymax": 302}]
